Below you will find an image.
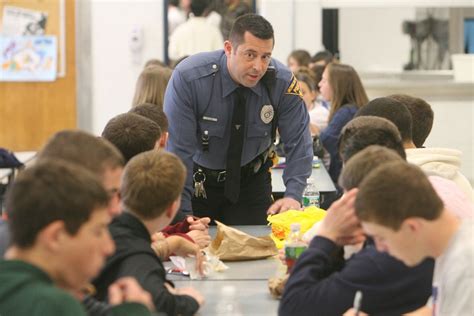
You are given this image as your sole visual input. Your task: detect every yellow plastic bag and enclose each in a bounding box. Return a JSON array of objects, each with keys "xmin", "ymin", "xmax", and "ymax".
[{"xmin": 267, "ymin": 206, "xmax": 327, "ymax": 249}]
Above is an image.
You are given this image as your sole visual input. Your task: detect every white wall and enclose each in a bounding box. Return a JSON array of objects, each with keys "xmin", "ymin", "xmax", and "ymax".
[
  {"xmin": 89, "ymin": 0, "xmax": 164, "ymax": 134},
  {"xmin": 339, "ymin": 7, "xmax": 415, "ymax": 71},
  {"xmin": 260, "ymin": 0, "xmax": 323, "ymax": 63}
]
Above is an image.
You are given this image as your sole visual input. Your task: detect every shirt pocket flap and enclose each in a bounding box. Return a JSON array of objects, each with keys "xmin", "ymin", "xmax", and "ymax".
[
  {"xmin": 247, "ymin": 123, "xmax": 271, "ymax": 138},
  {"xmin": 199, "ymin": 121, "xmax": 225, "ymax": 138}
]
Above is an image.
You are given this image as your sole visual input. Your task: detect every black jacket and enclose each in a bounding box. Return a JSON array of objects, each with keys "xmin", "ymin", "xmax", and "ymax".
[
  {"xmin": 279, "ymin": 236, "xmax": 434, "ymax": 316},
  {"xmin": 93, "ymin": 212, "xmax": 199, "ymax": 316}
]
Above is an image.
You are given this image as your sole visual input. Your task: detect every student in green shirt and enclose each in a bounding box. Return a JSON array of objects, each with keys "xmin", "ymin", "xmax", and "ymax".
[{"xmin": 0, "ymin": 160, "xmax": 153, "ymax": 315}]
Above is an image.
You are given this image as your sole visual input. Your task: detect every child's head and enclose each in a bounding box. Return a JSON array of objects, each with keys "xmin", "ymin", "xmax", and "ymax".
[
  {"xmin": 6, "ymin": 160, "xmax": 114, "ymax": 289},
  {"xmin": 102, "ymin": 113, "xmax": 162, "ymax": 163},
  {"xmin": 121, "ymin": 151, "xmax": 185, "ymax": 228},
  {"xmin": 355, "ymin": 97, "xmax": 413, "ymax": 144},
  {"xmin": 130, "ymin": 103, "xmax": 169, "ymax": 148},
  {"xmin": 339, "ymin": 145, "xmax": 405, "ymax": 191},
  {"xmin": 38, "ymin": 130, "xmax": 125, "ymax": 216},
  {"xmin": 355, "ymin": 161, "xmax": 444, "ymax": 266},
  {"xmin": 132, "ymin": 65, "xmax": 173, "ymax": 108},
  {"xmin": 318, "ymin": 62, "xmax": 369, "ymax": 122},
  {"xmin": 294, "ymin": 68, "xmax": 317, "ymax": 110},
  {"xmin": 310, "ymin": 50, "xmax": 334, "ymax": 67},
  {"xmin": 388, "ymin": 94, "xmax": 433, "ymax": 148},
  {"xmin": 144, "ymin": 59, "xmax": 167, "ymax": 69},
  {"xmin": 338, "ymin": 116, "xmax": 406, "ymax": 163},
  {"xmin": 287, "ymin": 49, "xmax": 311, "ymax": 73}
]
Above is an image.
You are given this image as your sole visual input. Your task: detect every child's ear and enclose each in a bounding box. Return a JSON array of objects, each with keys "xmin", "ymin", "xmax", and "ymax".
[
  {"xmin": 159, "ymin": 132, "xmax": 168, "ymax": 149},
  {"xmin": 37, "ymin": 220, "xmax": 67, "ymax": 252},
  {"xmin": 165, "ymin": 198, "xmax": 180, "ymax": 219}
]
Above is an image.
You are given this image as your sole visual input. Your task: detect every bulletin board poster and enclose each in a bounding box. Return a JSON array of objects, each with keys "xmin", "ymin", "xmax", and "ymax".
[
  {"xmin": 1, "ymin": 6, "xmax": 48, "ymax": 36},
  {"xmin": 0, "ymin": 36, "xmax": 57, "ymax": 82}
]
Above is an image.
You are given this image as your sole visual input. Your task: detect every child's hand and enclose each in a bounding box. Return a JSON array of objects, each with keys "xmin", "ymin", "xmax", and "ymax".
[
  {"xmin": 342, "ymin": 308, "xmax": 368, "ymax": 316},
  {"xmin": 187, "ymin": 216, "xmax": 210, "ymax": 231},
  {"xmin": 166, "ymin": 236, "xmax": 206, "ymax": 276},
  {"xmin": 108, "ymin": 277, "xmax": 155, "ymax": 311},
  {"xmin": 186, "ymin": 230, "xmax": 211, "ymax": 248}
]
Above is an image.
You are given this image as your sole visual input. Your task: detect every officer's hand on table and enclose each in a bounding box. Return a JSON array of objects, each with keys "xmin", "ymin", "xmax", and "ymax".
[
  {"xmin": 267, "ymin": 197, "xmax": 301, "ymax": 214},
  {"xmin": 317, "ymin": 189, "xmax": 366, "ymax": 246},
  {"xmin": 108, "ymin": 277, "xmax": 155, "ymax": 311},
  {"xmin": 186, "ymin": 229, "xmax": 211, "ymax": 248},
  {"xmin": 187, "ymin": 216, "xmax": 211, "ymax": 231}
]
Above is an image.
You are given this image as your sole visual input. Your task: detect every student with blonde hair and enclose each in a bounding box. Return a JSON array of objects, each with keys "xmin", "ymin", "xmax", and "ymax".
[
  {"xmin": 132, "ymin": 66, "xmax": 173, "ymax": 108},
  {"xmin": 318, "ymin": 62, "xmax": 368, "ymax": 184},
  {"xmin": 93, "ymin": 151, "xmax": 204, "ymax": 315}
]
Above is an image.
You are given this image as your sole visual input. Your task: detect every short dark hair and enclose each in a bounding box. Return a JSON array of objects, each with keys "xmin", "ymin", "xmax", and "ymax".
[
  {"xmin": 191, "ymin": 0, "xmax": 210, "ymax": 17},
  {"xmin": 6, "ymin": 160, "xmax": 109, "ymax": 248},
  {"xmin": 121, "ymin": 151, "xmax": 186, "ymax": 220},
  {"xmin": 355, "ymin": 161, "xmax": 444, "ymax": 230},
  {"xmin": 355, "ymin": 97, "xmax": 413, "ymax": 142},
  {"xmin": 339, "ymin": 145, "xmax": 405, "ymax": 191},
  {"xmin": 38, "ymin": 130, "xmax": 125, "ymax": 176},
  {"xmin": 229, "ymin": 14, "xmax": 274, "ymax": 47},
  {"xmin": 338, "ymin": 116, "xmax": 406, "ymax": 163},
  {"xmin": 102, "ymin": 113, "xmax": 162, "ymax": 163},
  {"xmin": 311, "ymin": 50, "xmax": 334, "ymax": 65},
  {"xmin": 130, "ymin": 103, "xmax": 169, "ymax": 133},
  {"xmin": 388, "ymin": 94, "xmax": 434, "ymax": 148},
  {"xmin": 288, "ymin": 50, "xmax": 311, "ymax": 68}
]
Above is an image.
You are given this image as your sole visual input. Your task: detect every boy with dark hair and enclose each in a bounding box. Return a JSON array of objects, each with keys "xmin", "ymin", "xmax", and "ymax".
[
  {"xmin": 338, "ymin": 116, "xmax": 406, "ymax": 163},
  {"xmin": 103, "ymin": 110, "xmax": 211, "ymax": 247},
  {"xmin": 355, "ymin": 97, "xmax": 473, "ymax": 201},
  {"xmin": 0, "ymin": 160, "xmax": 151, "ymax": 316},
  {"xmin": 38, "ymin": 130, "xmax": 125, "ymax": 217},
  {"xmin": 93, "ymin": 151, "xmax": 204, "ymax": 315},
  {"xmin": 1, "ymin": 130, "xmax": 125, "ymax": 257},
  {"xmin": 354, "ymin": 161, "xmax": 474, "ymax": 316},
  {"xmin": 388, "ymin": 94, "xmax": 433, "ymax": 148},
  {"xmin": 279, "ymin": 145, "xmax": 434, "ymax": 316},
  {"xmin": 355, "ymin": 97, "xmax": 413, "ymax": 143},
  {"xmin": 102, "ymin": 113, "xmax": 162, "ymax": 163},
  {"xmin": 130, "ymin": 103, "xmax": 169, "ymax": 148},
  {"xmin": 339, "ymin": 145, "xmax": 405, "ymax": 190}
]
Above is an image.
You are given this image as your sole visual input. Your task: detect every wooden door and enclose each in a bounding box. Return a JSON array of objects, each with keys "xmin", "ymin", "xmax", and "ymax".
[{"xmin": 0, "ymin": 0, "xmax": 76, "ymax": 151}]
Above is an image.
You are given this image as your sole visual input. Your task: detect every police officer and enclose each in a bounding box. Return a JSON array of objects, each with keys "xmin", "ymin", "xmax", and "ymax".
[{"xmin": 164, "ymin": 14, "xmax": 313, "ymax": 225}]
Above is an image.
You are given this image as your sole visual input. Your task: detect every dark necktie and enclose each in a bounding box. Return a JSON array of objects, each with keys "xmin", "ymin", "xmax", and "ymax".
[{"xmin": 224, "ymin": 87, "xmax": 247, "ymax": 203}]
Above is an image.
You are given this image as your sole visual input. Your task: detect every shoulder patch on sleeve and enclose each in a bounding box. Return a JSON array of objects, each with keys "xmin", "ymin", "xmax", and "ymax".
[{"xmin": 286, "ymin": 75, "xmax": 303, "ymax": 98}]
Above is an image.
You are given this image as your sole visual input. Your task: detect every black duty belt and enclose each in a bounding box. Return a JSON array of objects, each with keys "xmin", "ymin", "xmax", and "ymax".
[{"xmin": 196, "ymin": 147, "xmax": 275, "ymax": 184}]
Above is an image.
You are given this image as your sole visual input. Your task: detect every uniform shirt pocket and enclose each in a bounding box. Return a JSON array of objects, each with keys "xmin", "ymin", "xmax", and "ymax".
[{"xmin": 247, "ymin": 122, "xmax": 271, "ymax": 138}]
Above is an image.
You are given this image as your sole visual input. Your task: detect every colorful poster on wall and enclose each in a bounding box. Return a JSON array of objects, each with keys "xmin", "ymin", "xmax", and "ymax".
[
  {"xmin": 1, "ymin": 6, "xmax": 48, "ymax": 36},
  {"xmin": 0, "ymin": 36, "xmax": 57, "ymax": 82}
]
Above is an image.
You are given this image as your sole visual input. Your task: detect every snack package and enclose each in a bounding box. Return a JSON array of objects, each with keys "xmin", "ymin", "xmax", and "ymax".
[{"xmin": 267, "ymin": 206, "xmax": 327, "ymax": 249}]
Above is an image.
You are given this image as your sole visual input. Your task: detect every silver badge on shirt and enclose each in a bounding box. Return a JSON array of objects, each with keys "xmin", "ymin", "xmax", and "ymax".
[{"xmin": 260, "ymin": 105, "xmax": 274, "ymax": 124}]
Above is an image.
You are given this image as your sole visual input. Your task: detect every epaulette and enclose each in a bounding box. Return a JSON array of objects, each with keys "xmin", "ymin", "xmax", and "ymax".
[{"xmin": 181, "ymin": 62, "xmax": 219, "ymax": 82}]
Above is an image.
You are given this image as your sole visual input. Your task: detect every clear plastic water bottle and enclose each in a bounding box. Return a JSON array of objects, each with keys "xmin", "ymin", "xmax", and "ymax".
[
  {"xmin": 302, "ymin": 177, "xmax": 320, "ymax": 208},
  {"xmin": 284, "ymin": 223, "xmax": 307, "ymax": 273}
]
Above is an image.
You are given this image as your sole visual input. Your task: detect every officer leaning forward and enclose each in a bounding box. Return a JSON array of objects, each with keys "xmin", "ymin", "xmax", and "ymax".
[{"xmin": 164, "ymin": 13, "xmax": 313, "ymax": 225}]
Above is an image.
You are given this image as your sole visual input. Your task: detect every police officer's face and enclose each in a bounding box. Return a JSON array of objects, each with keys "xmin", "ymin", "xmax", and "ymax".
[{"xmin": 224, "ymin": 31, "xmax": 273, "ymax": 87}]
